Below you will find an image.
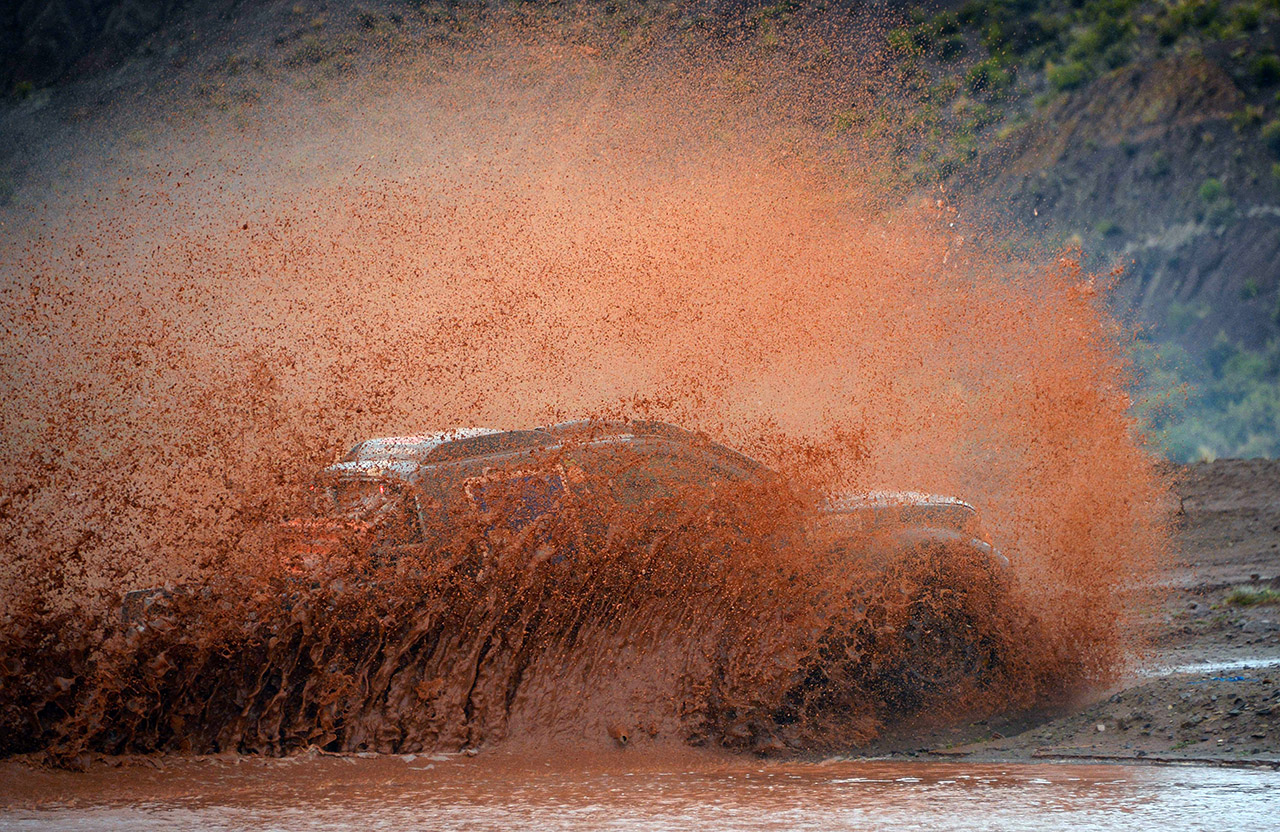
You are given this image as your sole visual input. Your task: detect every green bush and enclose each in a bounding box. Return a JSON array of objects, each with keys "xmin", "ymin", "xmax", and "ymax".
[
  {"xmin": 1262, "ymin": 120, "xmax": 1280, "ymax": 153},
  {"xmin": 1198, "ymin": 177, "xmax": 1225, "ymax": 202},
  {"xmin": 287, "ymin": 34, "xmax": 329, "ymax": 65},
  {"xmin": 1180, "ymin": 0, "xmax": 1222, "ymax": 29},
  {"xmin": 887, "ymin": 27, "xmax": 916, "ymax": 53},
  {"xmin": 1067, "ymin": 26, "xmax": 1105, "ymax": 61},
  {"xmin": 933, "ymin": 11, "xmax": 961, "ymax": 35},
  {"xmin": 1206, "ymin": 331, "xmax": 1239, "ymax": 375},
  {"xmin": 966, "ymin": 57, "xmax": 1013, "ymax": 93},
  {"xmin": 1204, "ymin": 196, "xmax": 1236, "ymax": 225},
  {"xmin": 1156, "ymin": 18, "xmax": 1183, "ymax": 46},
  {"xmin": 892, "ymin": 11, "xmax": 969, "ymax": 56},
  {"xmin": 1252, "ymin": 54, "xmax": 1280, "ymax": 86},
  {"xmin": 1068, "ymin": 14, "xmax": 1130, "ymax": 61},
  {"xmin": 1135, "ymin": 335, "xmax": 1280, "ymax": 462},
  {"xmin": 1166, "ymin": 299, "xmax": 1210, "ymax": 334},
  {"xmin": 1233, "ymin": 3, "xmax": 1263, "ymax": 31},
  {"xmin": 1102, "ymin": 41, "xmax": 1131, "ymax": 67},
  {"xmin": 1157, "ymin": 0, "xmax": 1221, "ymax": 44},
  {"xmin": 1047, "ymin": 60, "xmax": 1092, "ymax": 90},
  {"xmin": 1231, "ymin": 104, "xmax": 1265, "ymax": 131},
  {"xmin": 981, "ymin": 20, "xmax": 1007, "ymax": 51},
  {"xmin": 1242, "ymin": 278, "xmax": 1261, "ymax": 299},
  {"xmin": 1149, "ymin": 150, "xmax": 1171, "ymax": 177},
  {"xmin": 958, "ymin": 0, "xmax": 987, "ymax": 26},
  {"xmin": 937, "ymin": 33, "xmax": 967, "ymax": 60},
  {"xmin": 909, "ymin": 22, "xmax": 936, "ymax": 50},
  {"xmin": 1226, "ymin": 586, "xmax": 1280, "ymax": 606}
]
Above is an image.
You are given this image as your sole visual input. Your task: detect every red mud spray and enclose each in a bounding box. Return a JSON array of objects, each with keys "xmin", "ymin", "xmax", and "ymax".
[{"xmin": 0, "ymin": 6, "xmax": 1169, "ymax": 766}]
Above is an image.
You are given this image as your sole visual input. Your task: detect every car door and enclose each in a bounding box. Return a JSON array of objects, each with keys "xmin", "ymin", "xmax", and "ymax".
[{"xmin": 463, "ymin": 462, "xmax": 576, "ymax": 569}]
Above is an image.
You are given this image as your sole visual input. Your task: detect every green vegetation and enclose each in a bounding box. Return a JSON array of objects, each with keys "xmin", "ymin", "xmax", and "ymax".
[
  {"xmin": 966, "ymin": 57, "xmax": 1014, "ymax": 92},
  {"xmin": 1198, "ymin": 177, "xmax": 1224, "ymax": 201},
  {"xmin": 377, "ymin": 0, "xmax": 1280, "ymax": 465},
  {"xmin": 1148, "ymin": 150, "xmax": 1171, "ymax": 177},
  {"xmin": 1195, "ymin": 177, "xmax": 1235, "ymax": 224},
  {"xmin": 1046, "ymin": 59, "xmax": 1092, "ymax": 90},
  {"xmin": 1251, "ymin": 53, "xmax": 1280, "ymax": 85},
  {"xmin": 1166, "ymin": 300, "xmax": 1211, "ymax": 334},
  {"xmin": 1225, "ymin": 585, "xmax": 1280, "ymax": 606},
  {"xmin": 879, "ymin": 0, "xmax": 1280, "ymax": 188},
  {"xmin": 1135, "ymin": 334, "xmax": 1280, "ymax": 461},
  {"xmin": 287, "ymin": 34, "xmax": 329, "ymax": 66},
  {"xmin": 1262, "ymin": 119, "xmax": 1280, "ymax": 152},
  {"xmin": 1231, "ymin": 104, "xmax": 1264, "ymax": 130}
]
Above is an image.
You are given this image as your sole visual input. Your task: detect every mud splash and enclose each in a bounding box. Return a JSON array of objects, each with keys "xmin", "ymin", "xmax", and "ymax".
[{"xmin": 0, "ymin": 7, "xmax": 1170, "ymax": 764}]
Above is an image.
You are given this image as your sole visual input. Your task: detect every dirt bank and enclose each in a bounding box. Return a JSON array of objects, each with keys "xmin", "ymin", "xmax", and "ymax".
[{"xmin": 865, "ymin": 458, "xmax": 1280, "ymax": 768}]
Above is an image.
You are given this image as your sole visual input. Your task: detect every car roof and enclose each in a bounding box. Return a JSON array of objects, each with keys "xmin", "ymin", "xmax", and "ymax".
[
  {"xmin": 323, "ymin": 421, "xmax": 766, "ymax": 481},
  {"xmin": 322, "ymin": 428, "xmax": 976, "ymax": 516}
]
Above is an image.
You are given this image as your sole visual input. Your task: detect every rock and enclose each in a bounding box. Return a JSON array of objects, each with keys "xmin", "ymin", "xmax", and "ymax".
[{"xmin": 1241, "ymin": 620, "xmax": 1279, "ymax": 633}]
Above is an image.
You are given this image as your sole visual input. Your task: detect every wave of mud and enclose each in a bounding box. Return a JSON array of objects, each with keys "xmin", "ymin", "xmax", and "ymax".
[
  {"xmin": 0, "ymin": 6, "xmax": 1170, "ymax": 765},
  {"xmin": 5, "ymin": 458, "xmax": 1042, "ymax": 762}
]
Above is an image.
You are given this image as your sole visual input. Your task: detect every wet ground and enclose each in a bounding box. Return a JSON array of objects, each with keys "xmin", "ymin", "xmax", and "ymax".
[
  {"xmin": 3, "ymin": 751, "xmax": 1279, "ymax": 831},
  {"xmin": 860, "ymin": 459, "xmax": 1280, "ymax": 766}
]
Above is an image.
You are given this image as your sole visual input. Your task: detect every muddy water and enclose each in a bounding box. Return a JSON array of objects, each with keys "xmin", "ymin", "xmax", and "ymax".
[{"xmin": 3, "ymin": 754, "xmax": 1275, "ymax": 831}]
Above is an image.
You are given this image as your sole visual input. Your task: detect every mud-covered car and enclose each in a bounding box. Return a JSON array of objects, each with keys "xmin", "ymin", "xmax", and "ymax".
[
  {"xmin": 273, "ymin": 420, "xmax": 1006, "ymax": 581},
  {"xmin": 123, "ymin": 419, "xmax": 1012, "ymax": 734},
  {"xmin": 264, "ymin": 419, "xmax": 1012, "ymax": 717}
]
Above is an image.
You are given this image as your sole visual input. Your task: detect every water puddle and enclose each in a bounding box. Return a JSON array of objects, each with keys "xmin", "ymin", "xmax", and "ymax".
[
  {"xmin": 2, "ymin": 755, "xmax": 1276, "ymax": 831},
  {"xmin": 1141, "ymin": 657, "xmax": 1280, "ymax": 678}
]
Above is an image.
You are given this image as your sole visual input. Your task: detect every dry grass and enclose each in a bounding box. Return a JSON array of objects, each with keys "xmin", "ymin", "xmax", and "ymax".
[{"xmin": 1225, "ymin": 585, "xmax": 1280, "ymax": 607}]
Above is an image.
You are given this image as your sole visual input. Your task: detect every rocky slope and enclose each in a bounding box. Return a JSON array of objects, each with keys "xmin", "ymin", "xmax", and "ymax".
[{"xmin": 891, "ymin": 0, "xmax": 1280, "ymax": 459}]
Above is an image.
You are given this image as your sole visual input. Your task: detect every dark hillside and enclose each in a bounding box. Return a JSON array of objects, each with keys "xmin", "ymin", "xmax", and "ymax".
[
  {"xmin": 874, "ymin": 0, "xmax": 1280, "ymax": 459},
  {"xmin": 2, "ymin": 0, "xmax": 198, "ymax": 90}
]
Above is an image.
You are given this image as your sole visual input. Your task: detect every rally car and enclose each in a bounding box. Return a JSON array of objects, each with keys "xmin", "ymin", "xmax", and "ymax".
[{"xmin": 273, "ymin": 420, "xmax": 1005, "ymax": 580}]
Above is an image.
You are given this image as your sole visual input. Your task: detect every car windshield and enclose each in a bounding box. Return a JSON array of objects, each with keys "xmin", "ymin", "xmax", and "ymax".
[
  {"xmin": 329, "ymin": 478, "xmax": 405, "ymax": 516},
  {"xmin": 843, "ymin": 503, "xmax": 978, "ymax": 533}
]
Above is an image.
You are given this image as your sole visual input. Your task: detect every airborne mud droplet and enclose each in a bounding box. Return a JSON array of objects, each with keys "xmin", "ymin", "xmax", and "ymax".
[{"xmin": 0, "ymin": 10, "xmax": 1169, "ymax": 764}]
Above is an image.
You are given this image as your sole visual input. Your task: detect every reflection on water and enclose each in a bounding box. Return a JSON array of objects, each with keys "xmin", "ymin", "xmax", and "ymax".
[
  {"xmin": 1142, "ymin": 656, "xmax": 1280, "ymax": 677},
  {"xmin": 3, "ymin": 754, "xmax": 1276, "ymax": 831}
]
